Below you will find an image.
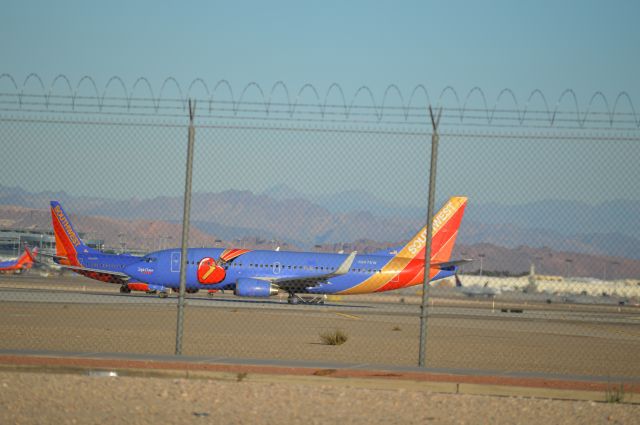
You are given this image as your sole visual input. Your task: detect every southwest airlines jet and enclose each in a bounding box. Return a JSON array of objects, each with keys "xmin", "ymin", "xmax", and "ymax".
[
  {"xmin": 49, "ymin": 201, "xmax": 160, "ymax": 294},
  {"xmin": 123, "ymin": 197, "xmax": 468, "ymax": 303},
  {"xmin": 0, "ymin": 247, "xmax": 38, "ymax": 274}
]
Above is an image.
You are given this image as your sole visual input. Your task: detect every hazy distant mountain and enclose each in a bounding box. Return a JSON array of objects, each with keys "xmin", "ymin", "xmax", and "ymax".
[
  {"xmin": 0, "ymin": 205, "xmax": 219, "ymax": 252},
  {"xmin": 466, "ymin": 200, "xmax": 640, "ymax": 240},
  {"xmin": 452, "ymin": 243, "xmax": 640, "ymax": 279},
  {"xmin": 1, "ymin": 184, "xmax": 639, "ymax": 260},
  {"xmin": 2, "ymin": 204, "xmax": 639, "ymax": 279},
  {"xmin": 262, "ymin": 185, "xmax": 640, "ymax": 241},
  {"xmin": 263, "ymin": 185, "xmax": 423, "ymax": 218}
]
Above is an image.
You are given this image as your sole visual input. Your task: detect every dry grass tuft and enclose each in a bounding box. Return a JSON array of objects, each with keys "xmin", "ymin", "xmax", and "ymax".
[{"xmin": 319, "ymin": 329, "xmax": 348, "ymax": 345}]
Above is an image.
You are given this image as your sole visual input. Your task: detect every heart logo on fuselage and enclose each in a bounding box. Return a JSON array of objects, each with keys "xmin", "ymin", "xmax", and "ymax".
[{"xmin": 197, "ymin": 257, "xmax": 226, "ymax": 284}]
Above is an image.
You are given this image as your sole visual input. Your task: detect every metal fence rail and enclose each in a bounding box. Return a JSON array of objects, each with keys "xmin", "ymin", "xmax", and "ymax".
[{"xmin": 0, "ymin": 76, "xmax": 638, "ymax": 379}]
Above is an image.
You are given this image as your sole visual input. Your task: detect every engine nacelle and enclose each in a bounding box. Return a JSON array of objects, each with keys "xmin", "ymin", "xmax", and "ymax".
[{"xmin": 234, "ymin": 278, "xmax": 278, "ymax": 297}]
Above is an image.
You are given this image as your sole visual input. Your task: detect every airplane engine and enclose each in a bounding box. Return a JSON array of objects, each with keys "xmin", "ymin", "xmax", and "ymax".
[{"xmin": 234, "ymin": 278, "xmax": 278, "ymax": 297}]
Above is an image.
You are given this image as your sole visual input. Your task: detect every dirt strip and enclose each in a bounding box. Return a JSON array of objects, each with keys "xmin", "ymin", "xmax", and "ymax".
[{"xmin": 1, "ymin": 354, "xmax": 638, "ymax": 398}]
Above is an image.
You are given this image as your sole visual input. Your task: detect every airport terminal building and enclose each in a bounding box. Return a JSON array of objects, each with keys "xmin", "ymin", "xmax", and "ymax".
[{"xmin": 0, "ymin": 228, "xmax": 103, "ymax": 259}]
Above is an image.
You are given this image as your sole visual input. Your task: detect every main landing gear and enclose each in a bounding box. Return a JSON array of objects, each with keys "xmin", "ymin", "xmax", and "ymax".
[
  {"xmin": 287, "ymin": 293, "xmax": 327, "ymax": 305},
  {"xmin": 119, "ymin": 285, "xmax": 131, "ymax": 294}
]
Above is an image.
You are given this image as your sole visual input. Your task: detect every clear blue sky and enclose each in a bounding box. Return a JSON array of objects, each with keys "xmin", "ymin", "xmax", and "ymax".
[
  {"xmin": 1, "ymin": 0, "xmax": 639, "ymax": 206},
  {"xmin": 2, "ymin": 0, "xmax": 638, "ymax": 99}
]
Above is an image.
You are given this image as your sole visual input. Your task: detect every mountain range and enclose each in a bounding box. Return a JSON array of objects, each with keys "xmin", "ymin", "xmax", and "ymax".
[{"xmin": 1, "ymin": 184, "xmax": 639, "ymax": 273}]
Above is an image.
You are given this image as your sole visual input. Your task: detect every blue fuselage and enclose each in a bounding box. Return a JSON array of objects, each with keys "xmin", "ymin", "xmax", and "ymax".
[{"xmin": 124, "ymin": 248, "xmax": 455, "ymax": 295}]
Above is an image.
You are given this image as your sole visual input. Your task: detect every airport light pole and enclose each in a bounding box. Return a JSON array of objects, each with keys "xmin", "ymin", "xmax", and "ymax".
[
  {"xmin": 478, "ymin": 253, "xmax": 486, "ymax": 276},
  {"xmin": 418, "ymin": 106, "xmax": 442, "ymax": 368},
  {"xmin": 460, "ymin": 252, "xmax": 468, "ymax": 272},
  {"xmin": 604, "ymin": 261, "xmax": 619, "ymax": 281},
  {"xmin": 175, "ymin": 99, "xmax": 196, "ymax": 356},
  {"xmin": 565, "ymin": 258, "xmax": 573, "ymax": 278},
  {"xmin": 117, "ymin": 233, "xmax": 126, "ymax": 253},
  {"xmin": 535, "ymin": 256, "xmax": 543, "ymax": 275}
]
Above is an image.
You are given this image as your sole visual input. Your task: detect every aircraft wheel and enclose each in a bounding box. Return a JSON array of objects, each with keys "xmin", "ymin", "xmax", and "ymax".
[
  {"xmin": 159, "ymin": 292, "xmax": 169, "ymax": 299},
  {"xmin": 119, "ymin": 286, "xmax": 131, "ymax": 294}
]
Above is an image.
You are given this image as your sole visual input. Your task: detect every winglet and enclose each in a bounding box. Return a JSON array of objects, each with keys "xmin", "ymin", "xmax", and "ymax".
[{"xmin": 332, "ymin": 251, "xmax": 357, "ymax": 276}]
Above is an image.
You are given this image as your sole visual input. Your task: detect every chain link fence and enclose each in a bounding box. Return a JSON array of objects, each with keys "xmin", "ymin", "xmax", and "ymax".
[{"xmin": 0, "ymin": 76, "xmax": 639, "ymax": 378}]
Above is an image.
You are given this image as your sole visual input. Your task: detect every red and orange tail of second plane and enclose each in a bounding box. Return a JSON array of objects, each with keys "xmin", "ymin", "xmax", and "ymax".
[
  {"xmin": 18, "ymin": 247, "xmax": 38, "ymax": 268},
  {"xmin": 0, "ymin": 247, "xmax": 38, "ymax": 272}
]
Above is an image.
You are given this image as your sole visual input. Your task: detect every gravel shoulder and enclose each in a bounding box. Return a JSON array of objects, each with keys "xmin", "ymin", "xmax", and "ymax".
[{"xmin": 1, "ymin": 371, "xmax": 639, "ymax": 425}]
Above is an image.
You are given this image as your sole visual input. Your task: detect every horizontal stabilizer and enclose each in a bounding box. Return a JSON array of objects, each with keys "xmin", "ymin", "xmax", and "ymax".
[
  {"xmin": 431, "ymin": 259, "xmax": 474, "ymax": 270},
  {"xmin": 55, "ymin": 263, "xmax": 130, "ymax": 279}
]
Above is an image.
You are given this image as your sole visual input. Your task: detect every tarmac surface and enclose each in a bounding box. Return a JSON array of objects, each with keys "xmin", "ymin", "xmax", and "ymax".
[
  {"xmin": 1, "ymin": 274, "xmax": 640, "ymax": 423},
  {"xmin": 1, "ymin": 274, "xmax": 640, "ymax": 378}
]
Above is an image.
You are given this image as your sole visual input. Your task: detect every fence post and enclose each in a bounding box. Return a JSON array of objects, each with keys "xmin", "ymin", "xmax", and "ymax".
[
  {"xmin": 175, "ymin": 99, "xmax": 196, "ymax": 355},
  {"xmin": 418, "ymin": 105, "xmax": 441, "ymax": 367}
]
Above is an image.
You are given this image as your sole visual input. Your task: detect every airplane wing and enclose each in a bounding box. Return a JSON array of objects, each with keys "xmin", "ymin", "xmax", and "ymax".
[
  {"xmin": 247, "ymin": 251, "xmax": 357, "ymax": 291},
  {"xmin": 36, "ymin": 251, "xmax": 67, "ymax": 261},
  {"xmin": 431, "ymin": 259, "xmax": 474, "ymax": 269}
]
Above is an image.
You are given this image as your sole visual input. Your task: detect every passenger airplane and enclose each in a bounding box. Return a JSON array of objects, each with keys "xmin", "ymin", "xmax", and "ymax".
[
  {"xmin": 0, "ymin": 246, "xmax": 38, "ymax": 274},
  {"xmin": 49, "ymin": 201, "xmax": 158, "ymax": 294},
  {"xmin": 123, "ymin": 196, "xmax": 469, "ymax": 303}
]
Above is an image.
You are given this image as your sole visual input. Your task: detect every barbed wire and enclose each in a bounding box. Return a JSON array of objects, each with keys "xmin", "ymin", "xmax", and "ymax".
[
  {"xmin": 3, "ymin": 115, "xmax": 640, "ymax": 142},
  {"xmin": 3, "ymin": 107, "xmax": 638, "ymax": 132},
  {"xmin": 0, "ymin": 73, "xmax": 638, "ymax": 129}
]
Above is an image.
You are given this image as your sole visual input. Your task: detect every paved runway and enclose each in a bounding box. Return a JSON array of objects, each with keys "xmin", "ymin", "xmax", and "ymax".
[{"xmin": 1, "ymin": 274, "xmax": 639, "ymax": 378}]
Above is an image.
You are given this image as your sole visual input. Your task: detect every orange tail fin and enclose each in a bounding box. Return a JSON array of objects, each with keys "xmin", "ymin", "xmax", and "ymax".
[{"xmin": 397, "ymin": 196, "xmax": 467, "ymax": 262}]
